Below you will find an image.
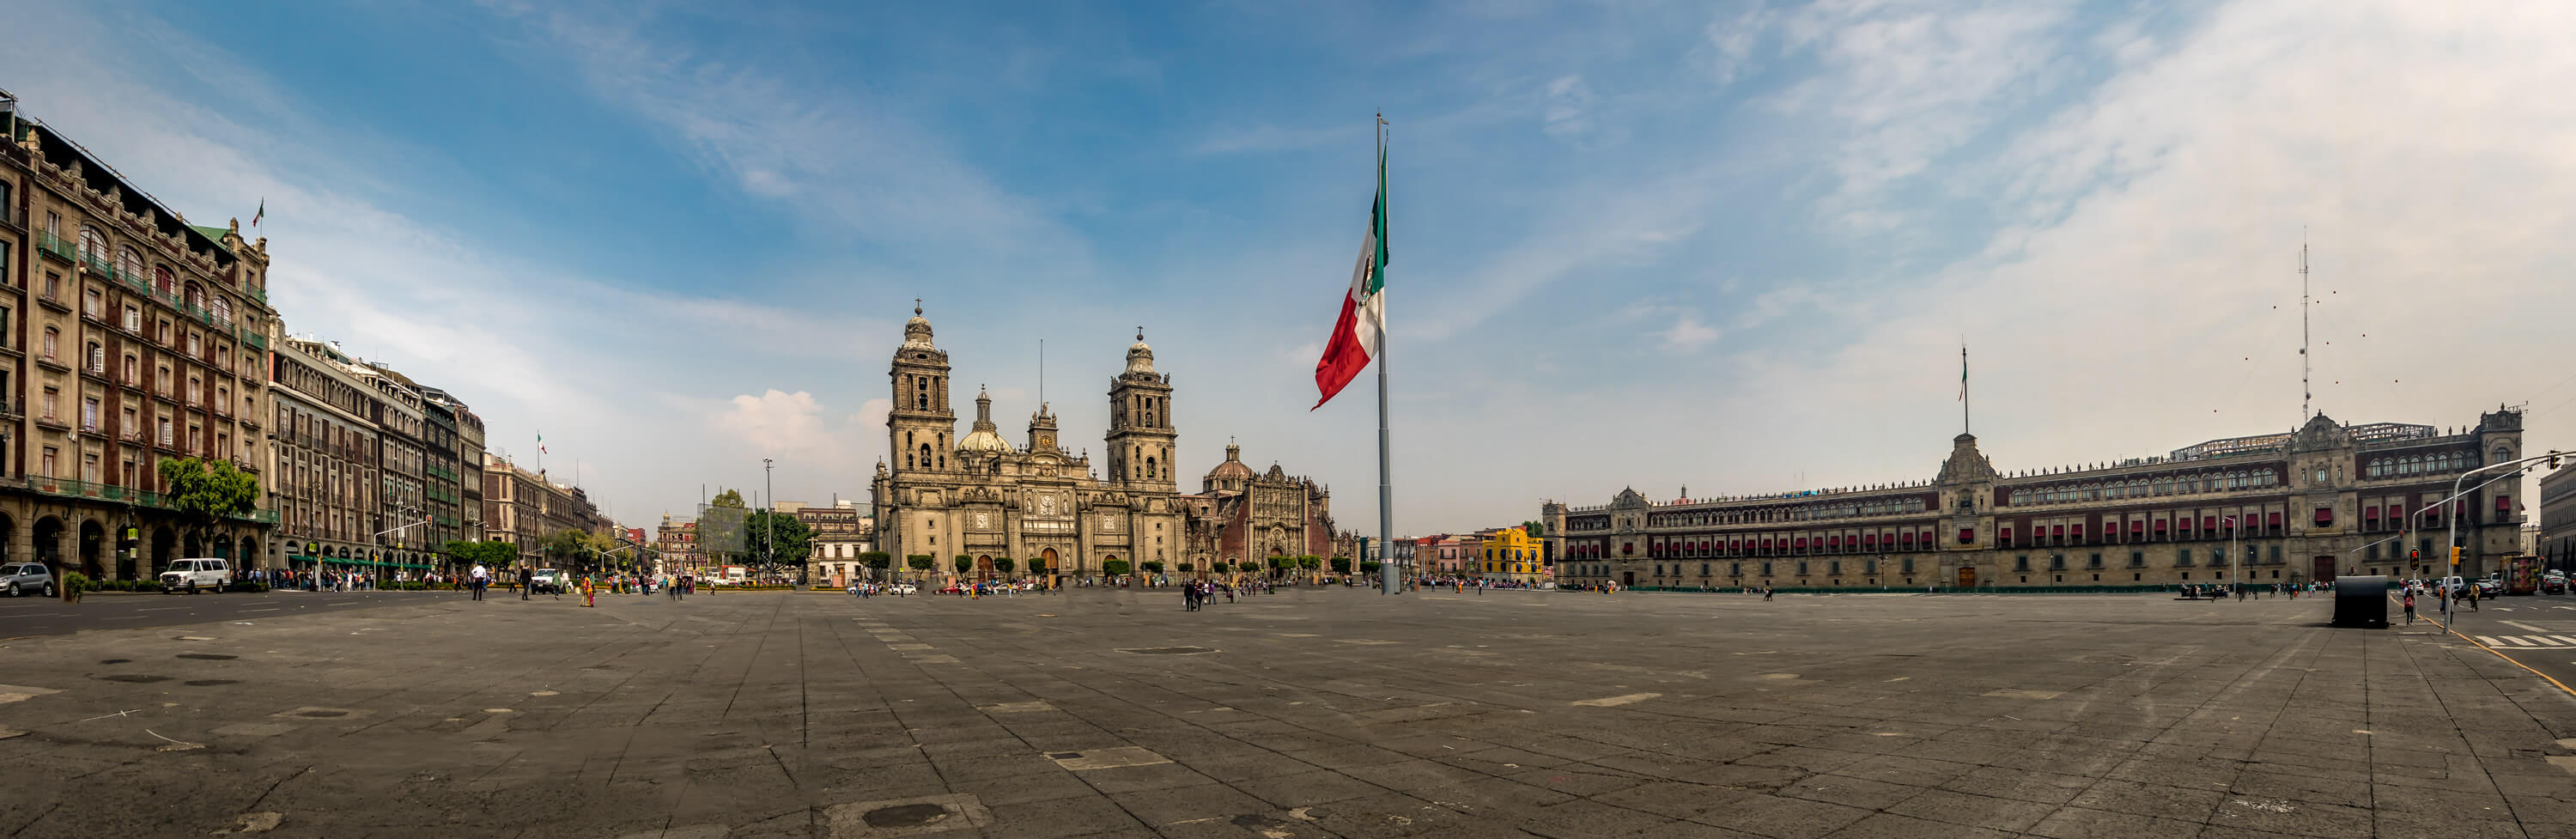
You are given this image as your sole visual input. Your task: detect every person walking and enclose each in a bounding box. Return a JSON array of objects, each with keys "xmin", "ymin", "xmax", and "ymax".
[
  {"xmin": 2467, "ymin": 582, "xmax": 2479, "ymax": 611},
  {"xmin": 580, "ymin": 574, "xmax": 596, "ymax": 607},
  {"xmin": 1762, "ymin": 585, "xmax": 1773, "ymax": 602},
  {"xmin": 517, "ymin": 565, "xmax": 532, "ymax": 601},
  {"xmin": 2403, "ymin": 590, "xmax": 2416, "ymax": 624},
  {"xmin": 469, "ymin": 562, "xmax": 489, "ymax": 601}
]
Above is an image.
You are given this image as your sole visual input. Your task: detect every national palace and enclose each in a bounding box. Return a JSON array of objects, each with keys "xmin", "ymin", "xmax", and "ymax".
[{"xmin": 1544, "ymin": 409, "xmax": 2528, "ymax": 590}]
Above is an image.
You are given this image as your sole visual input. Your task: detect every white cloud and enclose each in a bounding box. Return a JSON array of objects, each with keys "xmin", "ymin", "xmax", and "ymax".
[
  {"xmin": 1662, "ymin": 313, "xmax": 1721, "ymax": 350},
  {"xmin": 1542, "ymin": 75, "xmax": 1598, "ymax": 138}
]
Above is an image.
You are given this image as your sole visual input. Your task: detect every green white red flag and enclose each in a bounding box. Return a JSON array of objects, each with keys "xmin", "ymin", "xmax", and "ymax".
[{"xmin": 1313, "ymin": 149, "xmax": 1388, "ymax": 410}]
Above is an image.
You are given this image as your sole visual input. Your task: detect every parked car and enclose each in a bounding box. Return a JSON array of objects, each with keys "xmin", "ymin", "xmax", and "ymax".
[
  {"xmin": 2474, "ymin": 577, "xmax": 2505, "ymax": 599},
  {"xmin": 1, "ymin": 562, "xmax": 54, "ymax": 598},
  {"xmin": 159, "ymin": 558, "xmax": 231, "ymax": 593},
  {"xmin": 889, "ymin": 583, "xmax": 918, "ymax": 595},
  {"xmin": 530, "ymin": 569, "xmax": 568, "ymax": 594},
  {"xmin": 2541, "ymin": 574, "xmax": 2568, "ymax": 595}
]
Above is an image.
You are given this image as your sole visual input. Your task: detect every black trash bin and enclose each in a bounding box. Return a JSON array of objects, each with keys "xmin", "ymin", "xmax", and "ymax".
[{"xmin": 2332, "ymin": 575, "xmax": 2390, "ymax": 628}]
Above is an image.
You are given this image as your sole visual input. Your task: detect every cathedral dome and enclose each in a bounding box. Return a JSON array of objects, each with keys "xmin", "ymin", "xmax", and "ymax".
[
  {"xmin": 957, "ymin": 427, "xmax": 1011, "ymax": 455},
  {"xmin": 1206, "ymin": 441, "xmax": 1255, "ymax": 486},
  {"xmin": 957, "ymin": 386, "xmax": 1011, "ymax": 454}
]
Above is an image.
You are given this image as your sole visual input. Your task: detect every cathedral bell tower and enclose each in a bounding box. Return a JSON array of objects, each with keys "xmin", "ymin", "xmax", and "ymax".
[
  {"xmin": 1107, "ymin": 328, "xmax": 1177, "ymax": 490},
  {"xmin": 887, "ymin": 301, "xmax": 957, "ymax": 475}
]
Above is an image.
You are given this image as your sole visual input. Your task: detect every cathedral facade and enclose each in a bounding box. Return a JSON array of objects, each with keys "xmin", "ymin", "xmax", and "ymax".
[
  {"xmin": 871, "ymin": 307, "xmax": 1185, "ymax": 580},
  {"xmin": 1180, "ymin": 443, "xmax": 1337, "ymax": 570}
]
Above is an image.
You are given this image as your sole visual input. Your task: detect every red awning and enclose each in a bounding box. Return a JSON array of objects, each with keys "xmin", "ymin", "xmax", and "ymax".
[
  {"xmin": 2130, "ymin": 520, "xmax": 2144, "ymax": 532},
  {"xmin": 1899, "ymin": 532, "xmax": 1913, "ymax": 543},
  {"xmin": 2202, "ymin": 517, "xmax": 2216, "ymax": 531},
  {"xmin": 1828, "ymin": 536, "xmax": 1841, "ymax": 547},
  {"xmin": 1795, "ymin": 538, "xmax": 1807, "ymax": 549},
  {"xmin": 2365, "ymin": 506, "xmax": 2379, "ymax": 518},
  {"xmin": 1957, "ymin": 527, "xmax": 1974, "ymax": 544},
  {"xmin": 2496, "ymin": 495, "xmax": 2512, "ymax": 511},
  {"xmin": 2313, "ymin": 508, "xmax": 2331, "ymax": 524},
  {"xmin": 2000, "ymin": 527, "xmax": 2013, "ymax": 540},
  {"xmin": 2052, "ymin": 525, "xmax": 2065, "ymax": 537},
  {"xmin": 2155, "ymin": 520, "xmax": 2168, "ymax": 531}
]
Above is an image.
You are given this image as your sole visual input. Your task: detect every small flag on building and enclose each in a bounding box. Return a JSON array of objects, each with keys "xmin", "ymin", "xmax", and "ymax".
[{"xmin": 252, "ymin": 198, "xmax": 264, "ymax": 228}]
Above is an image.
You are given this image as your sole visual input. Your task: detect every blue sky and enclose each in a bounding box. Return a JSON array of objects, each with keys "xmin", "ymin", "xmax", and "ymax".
[{"xmin": 9, "ymin": 0, "xmax": 2573, "ymax": 532}]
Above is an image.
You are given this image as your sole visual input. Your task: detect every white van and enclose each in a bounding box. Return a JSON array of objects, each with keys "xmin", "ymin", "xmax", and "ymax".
[{"xmin": 159, "ymin": 558, "xmax": 230, "ymax": 593}]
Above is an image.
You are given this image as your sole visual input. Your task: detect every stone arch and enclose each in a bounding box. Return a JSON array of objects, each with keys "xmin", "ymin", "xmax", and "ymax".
[
  {"xmin": 150, "ymin": 526, "xmax": 178, "ymax": 578},
  {"xmin": 78, "ymin": 519, "xmax": 106, "ymax": 580},
  {"xmin": 0, "ymin": 512, "xmax": 14, "ymax": 565},
  {"xmin": 213, "ymin": 533, "xmax": 234, "ymax": 562},
  {"xmin": 1040, "ymin": 547, "xmax": 1060, "ymax": 576},
  {"xmin": 239, "ymin": 535, "xmax": 258, "ymax": 570},
  {"xmin": 182, "ymin": 531, "xmax": 204, "ymax": 559},
  {"xmin": 975, "ymin": 554, "xmax": 993, "ymax": 580},
  {"xmin": 32, "ymin": 516, "xmax": 64, "ymax": 573}
]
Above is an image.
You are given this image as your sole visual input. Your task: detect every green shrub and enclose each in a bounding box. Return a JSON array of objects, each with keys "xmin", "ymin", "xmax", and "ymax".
[
  {"xmin": 64, "ymin": 571, "xmax": 89, "ymax": 596},
  {"xmin": 1102, "ymin": 559, "xmax": 1132, "ymax": 575}
]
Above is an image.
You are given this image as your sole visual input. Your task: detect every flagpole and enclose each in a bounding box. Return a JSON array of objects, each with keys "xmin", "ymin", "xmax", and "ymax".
[
  {"xmin": 1961, "ymin": 344, "xmax": 1970, "ymax": 435},
  {"xmin": 1376, "ymin": 112, "xmax": 1398, "ymax": 596}
]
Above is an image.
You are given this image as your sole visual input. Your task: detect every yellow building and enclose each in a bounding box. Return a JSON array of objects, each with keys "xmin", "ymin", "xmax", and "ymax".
[{"xmin": 1481, "ymin": 526, "xmax": 1546, "ymax": 584}]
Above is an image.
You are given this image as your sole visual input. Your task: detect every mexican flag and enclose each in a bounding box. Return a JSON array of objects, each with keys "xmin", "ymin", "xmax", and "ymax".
[{"xmin": 1313, "ymin": 149, "xmax": 1388, "ymax": 410}]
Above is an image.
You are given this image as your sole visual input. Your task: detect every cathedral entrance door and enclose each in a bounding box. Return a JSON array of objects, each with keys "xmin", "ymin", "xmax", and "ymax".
[
  {"xmin": 1041, "ymin": 548, "xmax": 1060, "ymax": 587},
  {"xmin": 1956, "ymin": 567, "xmax": 1977, "ymax": 588},
  {"xmin": 976, "ymin": 555, "xmax": 993, "ymax": 582}
]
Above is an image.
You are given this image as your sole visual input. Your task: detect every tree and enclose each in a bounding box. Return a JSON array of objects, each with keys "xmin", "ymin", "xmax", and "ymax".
[
  {"xmin": 158, "ymin": 457, "xmax": 258, "ymax": 560},
  {"xmin": 1522, "ymin": 520, "xmax": 1546, "ymax": 538},
  {"xmin": 905, "ymin": 555, "xmax": 934, "ymax": 574},
  {"xmin": 1026, "ymin": 556, "xmax": 1048, "ymax": 577},
  {"xmin": 742, "ymin": 509, "xmax": 814, "ymax": 574},
  {"xmin": 446, "ymin": 539, "xmax": 516, "ymax": 571},
  {"xmin": 993, "ymin": 557, "xmax": 1015, "ymax": 574},
  {"xmin": 1178, "ymin": 562, "xmax": 1195, "ymax": 574},
  {"xmin": 860, "ymin": 551, "xmax": 893, "ymax": 572},
  {"xmin": 1102, "ymin": 558, "xmax": 1132, "ymax": 575},
  {"xmin": 1142, "ymin": 560, "xmax": 1164, "ymax": 574},
  {"xmin": 539, "ymin": 529, "xmax": 591, "ymax": 570},
  {"xmin": 1330, "ymin": 557, "xmax": 1352, "ymax": 574},
  {"xmin": 952, "ymin": 555, "xmax": 972, "ymax": 575},
  {"xmin": 710, "ymin": 489, "xmax": 746, "ymax": 508},
  {"xmin": 1361, "ymin": 561, "xmax": 1382, "ymax": 574}
]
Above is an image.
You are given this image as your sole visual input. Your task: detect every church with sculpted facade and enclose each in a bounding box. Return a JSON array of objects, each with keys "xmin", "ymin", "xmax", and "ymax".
[{"xmin": 872, "ymin": 306, "xmax": 1185, "ymax": 581}]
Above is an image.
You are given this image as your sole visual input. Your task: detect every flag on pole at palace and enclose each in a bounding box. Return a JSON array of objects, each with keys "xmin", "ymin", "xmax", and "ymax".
[
  {"xmin": 1312, "ymin": 149, "xmax": 1388, "ymax": 410},
  {"xmin": 1958, "ymin": 349, "xmax": 1968, "ymax": 401},
  {"xmin": 538, "ymin": 431, "xmax": 546, "ymax": 454},
  {"xmin": 252, "ymin": 198, "xmax": 264, "ymax": 228}
]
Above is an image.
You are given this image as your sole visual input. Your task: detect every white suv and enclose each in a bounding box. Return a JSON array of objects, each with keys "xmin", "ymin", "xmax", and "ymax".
[{"xmin": 159, "ymin": 558, "xmax": 231, "ymax": 593}]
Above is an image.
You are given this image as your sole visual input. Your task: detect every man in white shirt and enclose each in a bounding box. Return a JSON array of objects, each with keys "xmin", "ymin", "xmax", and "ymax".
[{"xmin": 470, "ymin": 563, "xmax": 489, "ymax": 601}]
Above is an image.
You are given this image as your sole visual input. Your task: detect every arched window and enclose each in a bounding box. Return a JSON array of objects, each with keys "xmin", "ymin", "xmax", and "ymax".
[
  {"xmin": 41, "ymin": 326, "xmax": 58, "ymax": 359},
  {"xmin": 185, "ymin": 281, "xmax": 205, "ymax": 313},
  {"xmin": 212, "ymin": 295, "xmax": 233, "ymax": 326},
  {"xmin": 1145, "ymin": 456, "xmax": 1157, "ymax": 478},
  {"xmin": 78, "ymin": 226, "xmax": 105, "ymax": 260},
  {"xmin": 155, "ymin": 266, "xmax": 173, "ymax": 295},
  {"xmin": 118, "ymin": 246, "xmax": 143, "ymax": 283},
  {"xmin": 919, "ymin": 443, "xmax": 932, "ymax": 469}
]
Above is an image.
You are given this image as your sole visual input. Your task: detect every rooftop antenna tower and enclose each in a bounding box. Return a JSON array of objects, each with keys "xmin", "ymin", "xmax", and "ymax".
[{"xmin": 2300, "ymin": 232, "xmax": 2312, "ymax": 420}]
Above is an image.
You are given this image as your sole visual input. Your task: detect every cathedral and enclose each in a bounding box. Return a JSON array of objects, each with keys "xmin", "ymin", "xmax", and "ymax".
[
  {"xmin": 870, "ymin": 306, "xmax": 1339, "ymax": 581},
  {"xmin": 872, "ymin": 307, "xmax": 1185, "ymax": 579}
]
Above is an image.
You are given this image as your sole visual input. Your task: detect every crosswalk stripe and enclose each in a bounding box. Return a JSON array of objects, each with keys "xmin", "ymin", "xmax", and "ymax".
[
  {"xmin": 2554, "ymin": 635, "xmax": 2576, "ymax": 645},
  {"xmin": 2478, "ymin": 635, "xmax": 2506, "ymax": 645}
]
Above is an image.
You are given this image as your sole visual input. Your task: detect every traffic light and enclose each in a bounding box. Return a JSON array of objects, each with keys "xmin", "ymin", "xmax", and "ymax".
[
  {"xmin": 2451, "ymin": 545, "xmax": 2464, "ymax": 568},
  {"xmin": 2409, "ymin": 549, "xmax": 2421, "ymax": 572}
]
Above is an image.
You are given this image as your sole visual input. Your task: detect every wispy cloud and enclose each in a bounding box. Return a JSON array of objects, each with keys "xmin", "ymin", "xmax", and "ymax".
[{"xmin": 1193, "ymin": 124, "xmax": 1370, "ymax": 157}]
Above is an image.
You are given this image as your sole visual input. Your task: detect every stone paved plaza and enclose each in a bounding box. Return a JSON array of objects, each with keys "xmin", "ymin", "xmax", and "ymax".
[{"xmin": 2, "ymin": 587, "xmax": 2573, "ymax": 838}]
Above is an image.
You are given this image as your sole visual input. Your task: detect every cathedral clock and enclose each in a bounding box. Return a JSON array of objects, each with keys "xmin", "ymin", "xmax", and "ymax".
[{"xmin": 1037, "ymin": 432, "xmax": 1054, "ymax": 449}]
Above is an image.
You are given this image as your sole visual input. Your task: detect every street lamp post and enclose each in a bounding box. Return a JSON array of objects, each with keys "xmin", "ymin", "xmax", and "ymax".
[{"xmin": 2228, "ymin": 514, "xmax": 2239, "ymax": 599}]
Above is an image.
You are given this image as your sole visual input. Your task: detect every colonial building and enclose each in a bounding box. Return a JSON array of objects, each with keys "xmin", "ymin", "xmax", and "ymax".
[
  {"xmin": 2539, "ymin": 465, "xmax": 2576, "ymax": 575},
  {"xmin": 1546, "ymin": 410, "xmax": 2528, "ymax": 590},
  {"xmin": 1480, "ymin": 526, "xmax": 1546, "ymax": 583},
  {"xmin": 0, "ymin": 113, "xmax": 278, "ymax": 579},
  {"xmin": 871, "ymin": 309, "xmax": 1185, "ymax": 581},
  {"xmin": 269, "ymin": 337, "xmax": 384, "ymax": 574},
  {"xmin": 654, "ymin": 514, "xmax": 701, "ymax": 575},
  {"xmin": 1179, "ymin": 442, "xmax": 1335, "ymax": 573},
  {"xmin": 481, "ymin": 454, "xmax": 599, "ymax": 568}
]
